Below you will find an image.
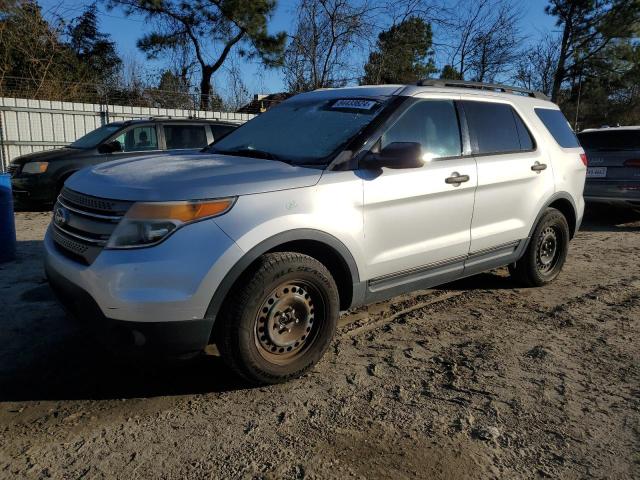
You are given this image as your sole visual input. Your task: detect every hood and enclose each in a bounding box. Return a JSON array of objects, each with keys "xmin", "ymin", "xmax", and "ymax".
[
  {"xmin": 11, "ymin": 147, "xmax": 82, "ymax": 165},
  {"xmin": 65, "ymin": 152, "xmax": 323, "ymax": 201}
]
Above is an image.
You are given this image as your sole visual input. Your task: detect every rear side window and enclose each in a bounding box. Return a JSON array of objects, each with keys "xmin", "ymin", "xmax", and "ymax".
[
  {"xmin": 462, "ymin": 101, "xmax": 533, "ymax": 155},
  {"xmin": 164, "ymin": 125, "xmax": 208, "ymax": 149},
  {"xmin": 535, "ymin": 108, "xmax": 580, "ymax": 148},
  {"xmin": 211, "ymin": 124, "xmax": 236, "ymax": 141},
  {"xmin": 578, "ymin": 130, "xmax": 640, "ymax": 151}
]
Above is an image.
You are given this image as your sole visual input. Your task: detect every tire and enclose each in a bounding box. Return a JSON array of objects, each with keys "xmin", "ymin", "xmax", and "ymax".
[
  {"xmin": 215, "ymin": 252, "xmax": 339, "ymax": 385},
  {"xmin": 509, "ymin": 207, "xmax": 570, "ymax": 287}
]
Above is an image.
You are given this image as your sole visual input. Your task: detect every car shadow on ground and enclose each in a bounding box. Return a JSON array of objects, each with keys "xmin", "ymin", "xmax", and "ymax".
[
  {"xmin": 0, "ymin": 342, "xmax": 251, "ymax": 403},
  {"xmin": 0, "ymin": 241, "xmax": 253, "ymax": 402},
  {"xmin": 580, "ymin": 204, "xmax": 640, "ymax": 232}
]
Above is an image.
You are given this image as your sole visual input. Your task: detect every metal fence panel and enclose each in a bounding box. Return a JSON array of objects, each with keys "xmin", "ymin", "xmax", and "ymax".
[{"xmin": 0, "ymin": 97, "xmax": 254, "ymax": 170}]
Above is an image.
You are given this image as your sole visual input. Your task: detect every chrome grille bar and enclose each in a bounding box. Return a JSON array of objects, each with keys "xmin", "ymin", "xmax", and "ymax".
[{"xmin": 53, "ymin": 223, "xmax": 107, "ymax": 246}]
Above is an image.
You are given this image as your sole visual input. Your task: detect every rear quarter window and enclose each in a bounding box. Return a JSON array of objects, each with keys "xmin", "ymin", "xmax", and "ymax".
[{"xmin": 535, "ymin": 108, "xmax": 580, "ymax": 148}]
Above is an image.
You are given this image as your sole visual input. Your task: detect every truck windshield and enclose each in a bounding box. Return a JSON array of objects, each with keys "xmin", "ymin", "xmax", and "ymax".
[
  {"xmin": 209, "ymin": 97, "xmax": 388, "ymax": 165},
  {"xmin": 69, "ymin": 124, "xmax": 122, "ymax": 149}
]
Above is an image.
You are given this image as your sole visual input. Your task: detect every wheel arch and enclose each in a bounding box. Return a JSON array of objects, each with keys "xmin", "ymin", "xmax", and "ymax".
[
  {"xmin": 548, "ymin": 196, "xmax": 577, "ymax": 239},
  {"xmin": 205, "ymin": 229, "xmax": 361, "ymax": 331},
  {"xmin": 529, "ymin": 192, "xmax": 579, "ymax": 242}
]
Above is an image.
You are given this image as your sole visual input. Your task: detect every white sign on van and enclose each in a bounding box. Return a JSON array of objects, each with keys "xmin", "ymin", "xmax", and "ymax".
[{"xmin": 332, "ymin": 99, "xmax": 378, "ymax": 110}]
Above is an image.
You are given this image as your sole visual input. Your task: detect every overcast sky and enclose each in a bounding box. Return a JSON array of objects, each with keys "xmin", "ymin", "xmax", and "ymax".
[{"xmin": 37, "ymin": 0, "xmax": 558, "ymax": 95}]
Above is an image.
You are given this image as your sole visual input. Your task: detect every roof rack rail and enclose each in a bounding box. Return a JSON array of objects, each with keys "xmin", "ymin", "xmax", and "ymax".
[{"xmin": 417, "ymin": 79, "xmax": 550, "ymax": 100}]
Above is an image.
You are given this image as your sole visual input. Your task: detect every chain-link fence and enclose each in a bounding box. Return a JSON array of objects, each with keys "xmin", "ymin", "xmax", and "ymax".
[
  {"xmin": 0, "ymin": 76, "xmax": 282, "ymax": 115},
  {"xmin": 0, "ymin": 77, "xmax": 289, "ymax": 169}
]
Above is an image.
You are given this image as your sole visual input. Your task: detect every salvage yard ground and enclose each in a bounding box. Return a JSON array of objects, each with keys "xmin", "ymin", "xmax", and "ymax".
[{"xmin": 1, "ymin": 207, "xmax": 639, "ymax": 479}]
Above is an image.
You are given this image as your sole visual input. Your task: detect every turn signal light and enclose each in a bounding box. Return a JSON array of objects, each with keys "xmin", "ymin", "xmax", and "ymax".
[{"xmin": 126, "ymin": 198, "xmax": 236, "ymax": 222}]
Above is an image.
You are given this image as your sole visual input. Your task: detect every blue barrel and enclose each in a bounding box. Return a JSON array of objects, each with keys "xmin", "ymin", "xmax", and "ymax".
[{"xmin": 0, "ymin": 173, "xmax": 17, "ymax": 263}]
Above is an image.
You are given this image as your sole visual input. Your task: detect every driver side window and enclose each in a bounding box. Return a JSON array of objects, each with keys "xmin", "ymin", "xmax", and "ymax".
[
  {"xmin": 381, "ymin": 100, "xmax": 462, "ymax": 161},
  {"xmin": 113, "ymin": 126, "xmax": 158, "ymax": 152}
]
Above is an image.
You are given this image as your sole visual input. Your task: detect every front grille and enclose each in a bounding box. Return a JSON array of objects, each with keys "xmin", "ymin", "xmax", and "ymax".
[
  {"xmin": 60, "ymin": 188, "xmax": 128, "ymax": 213},
  {"xmin": 7, "ymin": 164, "xmax": 20, "ymax": 177},
  {"xmin": 52, "ymin": 188, "xmax": 132, "ymax": 264}
]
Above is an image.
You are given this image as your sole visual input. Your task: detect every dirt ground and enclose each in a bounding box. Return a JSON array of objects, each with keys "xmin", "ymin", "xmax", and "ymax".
[{"xmin": 0, "ymin": 206, "xmax": 639, "ymax": 480}]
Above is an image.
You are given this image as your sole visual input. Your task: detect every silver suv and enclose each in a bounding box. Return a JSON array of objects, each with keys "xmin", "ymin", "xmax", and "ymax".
[{"xmin": 44, "ymin": 81, "xmax": 587, "ymax": 384}]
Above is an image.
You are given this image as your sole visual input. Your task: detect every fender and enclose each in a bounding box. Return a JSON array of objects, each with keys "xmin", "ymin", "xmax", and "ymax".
[
  {"xmin": 522, "ymin": 191, "xmax": 579, "ymax": 252},
  {"xmin": 205, "ymin": 228, "xmax": 362, "ymax": 325}
]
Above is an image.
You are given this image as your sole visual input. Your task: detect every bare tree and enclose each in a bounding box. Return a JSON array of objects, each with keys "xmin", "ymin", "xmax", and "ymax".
[
  {"xmin": 283, "ymin": 0, "xmax": 373, "ymax": 92},
  {"xmin": 222, "ymin": 55, "xmax": 252, "ymax": 112},
  {"xmin": 380, "ymin": 0, "xmax": 449, "ymax": 27},
  {"xmin": 513, "ymin": 34, "xmax": 559, "ymax": 96},
  {"xmin": 442, "ymin": 0, "xmax": 521, "ymax": 82}
]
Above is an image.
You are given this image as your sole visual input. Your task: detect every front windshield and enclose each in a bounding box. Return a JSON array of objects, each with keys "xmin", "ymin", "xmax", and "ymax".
[
  {"xmin": 209, "ymin": 97, "xmax": 388, "ymax": 165},
  {"xmin": 69, "ymin": 124, "xmax": 122, "ymax": 149}
]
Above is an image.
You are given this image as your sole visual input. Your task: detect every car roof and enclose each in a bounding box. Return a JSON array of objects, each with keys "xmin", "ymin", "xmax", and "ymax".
[
  {"xmin": 292, "ymin": 82, "xmax": 556, "ymax": 108},
  {"xmin": 579, "ymin": 126, "xmax": 640, "ymax": 133},
  {"xmin": 108, "ymin": 118, "xmax": 241, "ymax": 127}
]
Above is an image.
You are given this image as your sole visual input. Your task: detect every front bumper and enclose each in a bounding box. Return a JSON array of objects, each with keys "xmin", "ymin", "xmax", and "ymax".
[
  {"xmin": 46, "ymin": 264, "xmax": 214, "ymax": 355},
  {"xmin": 44, "ymin": 218, "xmax": 245, "ymax": 354},
  {"xmin": 11, "ymin": 175, "xmax": 55, "ymax": 203}
]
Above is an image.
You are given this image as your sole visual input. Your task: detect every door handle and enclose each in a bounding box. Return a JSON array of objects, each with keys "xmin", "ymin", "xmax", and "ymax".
[
  {"xmin": 445, "ymin": 172, "xmax": 470, "ymax": 186},
  {"xmin": 531, "ymin": 161, "xmax": 547, "ymax": 173}
]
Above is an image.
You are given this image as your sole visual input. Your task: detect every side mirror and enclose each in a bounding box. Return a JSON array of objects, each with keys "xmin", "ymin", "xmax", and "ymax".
[
  {"xmin": 360, "ymin": 142, "xmax": 424, "ymax": 170},
  {"xmin": 98, "ymin": 140, "xmax": 122, "ymax": 154}
]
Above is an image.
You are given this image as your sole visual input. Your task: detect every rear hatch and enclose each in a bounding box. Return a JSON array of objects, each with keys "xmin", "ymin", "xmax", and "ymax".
[{"xmin": 578, "ymin": 129, "xmax": 640, "ymax": 181}]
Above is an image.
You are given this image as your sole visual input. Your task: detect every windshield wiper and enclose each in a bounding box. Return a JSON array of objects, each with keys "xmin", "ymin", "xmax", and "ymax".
[{"xmin": 212, "ymin": 148, "xmax": 292, "ymax": 164}]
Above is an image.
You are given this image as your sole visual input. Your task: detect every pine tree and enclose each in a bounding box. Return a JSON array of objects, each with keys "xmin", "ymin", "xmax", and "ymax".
[{"xmin": 362, "ymin": 17, "xmax": 437, "ymax": 85}]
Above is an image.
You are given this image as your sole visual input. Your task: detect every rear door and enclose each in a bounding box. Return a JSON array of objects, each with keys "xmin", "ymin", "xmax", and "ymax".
[
  {"xmin": 462, "ymin": 100, "xmax": 555, "ymax": 253},
  {"xmin": 362, "ymin": 96, "xmax": 477, "ymax": 281}
]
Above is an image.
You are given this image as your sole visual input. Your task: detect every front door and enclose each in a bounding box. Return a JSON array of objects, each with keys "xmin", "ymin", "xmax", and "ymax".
[{"xmin": 362, "ymin": 98, "xmax": 477, "ymax": 283}]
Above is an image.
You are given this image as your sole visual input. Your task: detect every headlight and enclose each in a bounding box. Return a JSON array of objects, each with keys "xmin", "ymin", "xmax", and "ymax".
[
  {"xmin": 22, "ymin": 162, "xmax": 49, "ymax": 174},
  {"xmin": 106, "ymin": 197, "xmax": 236, "ymax": 249}
]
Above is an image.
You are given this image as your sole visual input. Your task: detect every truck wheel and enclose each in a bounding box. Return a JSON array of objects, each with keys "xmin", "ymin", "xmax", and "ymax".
[
  {"xmin": 216, "ymin": 252, "xmax": 339, "ymax": 385},
  {"xmin": 509, "ymin": 207, "xmax": 570, "ymax": 287}
]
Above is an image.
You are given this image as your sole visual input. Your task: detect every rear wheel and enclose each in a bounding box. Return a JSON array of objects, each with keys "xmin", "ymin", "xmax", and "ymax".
[
  {"xmin": 215, "ymin": 252, "xmax": 339, "ymax": 384},
  {"xmin": 509, "ymin": 207, "xmax": 570, "ymax": 287}
]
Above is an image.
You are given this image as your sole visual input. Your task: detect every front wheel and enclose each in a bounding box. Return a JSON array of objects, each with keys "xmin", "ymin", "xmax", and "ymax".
[
  {"xmin": 509, "ymin": 207, "xmax": 570, "ymax": 287},
  {"xmin": 215, "ymin": 252, "xmax": 339, "ymax": 385}
]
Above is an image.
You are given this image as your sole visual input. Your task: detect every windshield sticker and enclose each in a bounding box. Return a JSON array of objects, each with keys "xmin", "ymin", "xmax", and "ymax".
[{"xmin": 331, "ymin": 99, "xmax": 379, "ymax": 111}]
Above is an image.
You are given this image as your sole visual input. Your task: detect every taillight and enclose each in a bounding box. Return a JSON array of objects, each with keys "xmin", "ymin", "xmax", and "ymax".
[
  {"xmin": 623, "ymin": 159, "xmax": 640, "ymax": 167},
  {"xmin": 580, "ymin": 153, "xmax": 588, "ymax": 167}
]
